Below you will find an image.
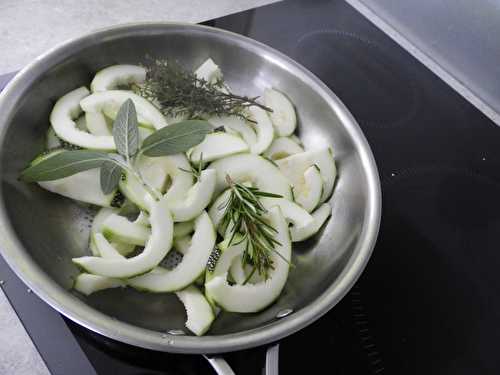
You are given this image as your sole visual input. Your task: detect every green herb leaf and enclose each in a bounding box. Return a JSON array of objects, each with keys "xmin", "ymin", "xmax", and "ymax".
[
  {"xmin": 141, "ymin": 120, "xmax": 212, "ymax": 157},
  {"xmin": 112, "ymin": 99, "xmax": 139, "ymax": 159},
  {"xmin": 20, "ymin": 150, "xmax": 111, "ymax": 182},
  {"xmin": 100, "ymin": 160, "xmax": 123, "ymax": 194}
]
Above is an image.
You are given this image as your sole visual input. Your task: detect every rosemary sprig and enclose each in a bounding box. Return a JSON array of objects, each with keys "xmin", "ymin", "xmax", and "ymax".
[
  {"xmin": 179, "ymin": 153, "xmax": 203, "ymax": 181},
  {"xmin": 219, "ymin": 175, "xmax": 283, "ymax": 278},
  {"xmin": 139, "ymin": 59, "xmax": 272, "ymax": 123}
]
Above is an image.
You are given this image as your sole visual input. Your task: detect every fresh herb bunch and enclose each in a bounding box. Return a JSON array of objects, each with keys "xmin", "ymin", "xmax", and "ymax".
[
  {"xmin": 20, "ymin": 99, "xmax": 212, "ymax": 197},
  {"xmin": 139, "ymin": 59, "xmax": 272, "ymax": 123},
  {"xmin": 219, "ymin": 175, "xmax": 283, "ymax": 279}
]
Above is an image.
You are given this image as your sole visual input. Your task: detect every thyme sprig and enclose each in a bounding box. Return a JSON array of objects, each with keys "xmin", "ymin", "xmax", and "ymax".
[
  {"xmin": 219, "ymin": 175, "xmax": 283, "ymax": 278},
  {"xmin": 139, "ymin": 59, "xmax": 272, "ymax": 123}
]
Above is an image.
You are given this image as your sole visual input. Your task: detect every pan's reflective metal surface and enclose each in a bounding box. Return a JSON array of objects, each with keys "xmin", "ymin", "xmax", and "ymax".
[{"xmin": 0, "ymin": 23, "xmax": 381, "ymax": 354}]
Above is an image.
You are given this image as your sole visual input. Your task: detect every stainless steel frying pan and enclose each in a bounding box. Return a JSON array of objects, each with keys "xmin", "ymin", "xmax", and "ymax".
[{"xmin": 0, "ymin": 23, "xmax": 381, "ymax": 374}]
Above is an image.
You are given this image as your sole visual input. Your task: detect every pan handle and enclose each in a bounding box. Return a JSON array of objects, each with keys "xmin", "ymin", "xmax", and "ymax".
[{"xmin": 203, "ymin": 343, "xmax": 280, "ymax": 375}]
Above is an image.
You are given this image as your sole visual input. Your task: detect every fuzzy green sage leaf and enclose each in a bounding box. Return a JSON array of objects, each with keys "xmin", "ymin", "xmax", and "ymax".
[
  {"xmin": 100, "ymin": 160, "xmax": 124, "ymax": 194},
  {"xmin": 112, "ymin": 98, "xmax": 139, "ymax": 160}
]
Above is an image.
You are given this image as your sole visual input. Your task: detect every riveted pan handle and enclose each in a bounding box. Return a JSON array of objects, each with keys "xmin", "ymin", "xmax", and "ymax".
[{"xmin": 203, "ymin": 343, "xmax": 280, "ymax": 375}]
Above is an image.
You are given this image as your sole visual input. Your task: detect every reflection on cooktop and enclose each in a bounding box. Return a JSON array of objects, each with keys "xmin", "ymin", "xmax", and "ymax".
[{"xmin": 295, "ymin": 29, "xmax": 420, "ymax": 128}]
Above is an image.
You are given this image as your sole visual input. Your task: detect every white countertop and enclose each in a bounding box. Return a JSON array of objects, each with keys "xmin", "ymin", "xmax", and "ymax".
[{"xmin": 0, "ymin": 1, "xmax": 277, "ymax": 373}]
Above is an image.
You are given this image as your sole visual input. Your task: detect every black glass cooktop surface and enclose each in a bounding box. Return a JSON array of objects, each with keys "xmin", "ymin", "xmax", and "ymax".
[{"xmin": 1, "ymin": 0, "xmax": 500, "ymax": 374}]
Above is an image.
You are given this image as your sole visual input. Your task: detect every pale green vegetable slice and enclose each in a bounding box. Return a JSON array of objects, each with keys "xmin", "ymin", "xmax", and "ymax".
[
  {"xmin": 119, "ymin": 153, "xmax": 193, "ymax": 211},
  {"xmin": 165, "ymin": 169, "xmax": 216, "ymax": 222},
  {"xmin": 188, "ymin": 132, "xmax": 249, "ymax": 163},
  {"xmin": 92, "ymin": 233, "xmax": 125, "ymax": 259},
  {"xmin": 208, "ymin": 116, "xmax": 257, "ymax": 146},
  {"xmin": 50, "ymin": 87, "xmax": 115, "ymax": 150},
  {"xmin": 294, "ymin": 165, "xmax": 323, "ymax": 213},
  {"xmin": 261, "ymin": 197, "xmax": 314, "ymax": 231},
  {"xmin": 194, "ymin": 58, "xmax": 222, "ymax": 83},
  {"xmin": 247, "ymin": 106, "xmax": 274, "ymax": 154},
  {"xmin": 205, "ymin": 207, "xmax": 291, "ymax": 312},
  {"xmin": 85, "ymin": 111, "xmax": 111, "ymax": 136},
  {"xmin": 175, "ymin": 285, "xmax": 215, "ymax": 336},
  {"xmin": 229, "ymin": 254, "xmax": 264, "ymax": 285},
  {"xmin": 128, "ymin": 211, "xmax": 215, "ymax": 292},
  {"xmin": 276, "ymin": 147, "xmax": 336, "ymax": 203},
  {"xmin": 80, "ymin": 90, "xmax": 168, "ymax": 130},
  {"xmin": 38, "ymin": 168, "xmax": 117, "ymax": 207},
  {"xmin": 101, "ymin": 213, "xmax": 151, "ymax": 246},
  {"xmin": 208, "ymin": 154, "xmax": 292, "ymax": 200},
  {"xmin": 74, "ymin": 273, "xmax": 124, "ymax": 296},
  {"xmin": 290, "ymin": 203, "xmax": 332, "ymax": 242},
  {"xmin": 263, "ymin": 88, "xmax": 297, "ymax": 136},
  {"xmin": 89, "ymin": 207, "xmax": 135, "ymax": 256},
  {"xmin": 91, "ymin": 64, "xmax": 146, "ymax": 92},
  {"xmin": 73, "ymin": 196, "xmax": 174, "ymax": 278},
  {"xmin": 263, "ymin": 137, "xmax": 304, "ymax": 160},
  {"xmin": 46, "ymin": 127, "xmax": 61, "ymax": 149}
]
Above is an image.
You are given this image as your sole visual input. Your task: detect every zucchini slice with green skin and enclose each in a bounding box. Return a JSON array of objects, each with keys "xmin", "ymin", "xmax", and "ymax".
[
  {"xmin": 205, "ymin": 207, "xmax": 291, "ymax": 313},
  {"xmin": 276, "ymin": 147, "xmax": 336, "ymax": 203},
  {"xmin": 73, "ymin": 196, "xmax": 173, "ymax": 278},
  {"xmin": 80, "ymin": 90, "xmax": 168, "ymax": 130},
  {"xmin": 38, "ymin": 167, "xmax": 117, "ymax": 207},
  {"xmin": 174, "ymin": 220, "xmax": 195, "ymax": 238},
  {"xmin": 194, "ymin": 58, "xmax": 222, "ymax": 83},
  {"xmin": 89, "ymin": 207, "xmax": 136, "ymax": 256},
  {"xmin": 229, "ymin": 254, "xmax": 264, "ymax": 285},
  {"xmin": 74, "ymin": 273, "xmax": 125, "ymax": 296},
  {"xmin": 208, "ymin": 116, "xmax": 257, "ymax": 147},
  {"xmin": 188, "ymin": 132, "xmax": 249, "ymax": 163},
  {"xmin": 50, "ymin": 87, "xmax": 115, "ymax": 150},
  {"xmin": 290, "ymin": 203, "xmax": 332, "ymax": 242},
  {"xmin": 294, "ymin": 165, "xmax": 323, "ymax": 213},
  {"xmin": 175, "ymin": 285, "xmax": 215, "ymax": 336},
  {"xmin": 261, "ymin": 197, "xmax": 314, "ymax": 231},
  {"xmin": 208, "ymin": 189, "xmax": 230, "ymax": 236},
  {"xmin": 263, "ymin": 88, "xmax": 297, "ymax": 137},
  {"xmin": 128, "ymin": 211, "xmax": 215, "ymax": 292},
  {"xmin": 119, "ymin": 153, "xmax": 193, "ymax": 211},
  {"xmin": 92, "ymin": 233, "xmax": 125, "ymax": 259},
  {"xmin": 101, "ymin": 213, "xmax": 151, "ymax": 246},
  {"xmin": 173, "ymin": 235, "xmax": 191, "ymax": 254},
  {"xmin": 208, "ymin": 154, "xmax": 293, "ymax": 200},
  {"xmin": 263, "ymin": 137, "xmax": 304, "ymax": 160},
  {"xmin": 247, "ymin": 106, "xmax": 274, "ymax": 155},
  {"xmin": 85, "ymin": 111, "xmax": 111, "ymax": 136},
  {"xmin": 90, "ymin": 65, "xmax": 146, "ymax": 92},
  {"xmin": 165, "ymin": 169, "xmax": 216, "ymax": 222}
]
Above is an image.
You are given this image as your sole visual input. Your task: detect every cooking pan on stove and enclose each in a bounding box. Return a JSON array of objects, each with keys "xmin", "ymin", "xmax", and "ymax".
[{"xmin": 0, "ymin": 23, "xmax": 381, "ymax": 374}]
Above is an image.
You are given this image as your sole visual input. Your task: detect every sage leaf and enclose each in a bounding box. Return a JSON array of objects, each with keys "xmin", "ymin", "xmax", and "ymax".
[
  {"xmin": 20, "ymin": 150, "xmax": 111, "ymax": 182},
  {"xmin": 112, "ymin": 99, "xmax": 139, "ymax": 159},
  {"xmin": 100, "ymin": 161, "xmax": 123, "ymax": 194},
  {"xmin": 141, "ymin": 120, "xmax": 212, "ymax": 157}
]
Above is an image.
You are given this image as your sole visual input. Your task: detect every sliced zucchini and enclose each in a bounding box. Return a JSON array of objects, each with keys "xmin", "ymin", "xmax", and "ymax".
[
  {"xmin": 119, "ymin": 153, "xmax": 193, "ymax": 211},
  {"xmin": 289, "ymin": 134, "xmax": 303, "ymax": 146},
  {"xmin": 74, "ymin": 273, "xmax": 124, "ymax": 296},
  {"xmin": 261, "ymin": 197, "xmax": 314, "ymax": 231},
  {"xmin": 73, "ymin": 196, "xmax": 174, "ymax": 278},
  {"xmin": 247, "ymin": 106, "xmax": 274, "ymax": 155},
  {"xmin": 293, "ymin": 165, "xmax": 323, "ymax": 213},
  {"xmin": 128, "ymin": 212, "xmax": 215, "ymax": 292},
  {"xmin": 37, "ymin": 166, "xmax": 117, "ymax": 207},
  {"xmin": 208, "ymin": 154, "xmax": 292, "ymax": 200},
  {"xmin": 165, "ymin": 169, "xmax": 216, "ymax": 222},
  {"xmin": 263, "ymin": 88, "xmax": 297, "ymax": 137},
  {"xmin": 174, "ymin": 220, "xmax": 195, "ymax": 238},
  {"xmin": 208, "ymin": 116, "xmax": 257, "ymax": 146},
  {"xmin": 229, "ymin": 254, "xmax": 264, "ymax": 285},
  {"xmin": 173, "ymin": 235, "xmax": 191, "ymax": 254},
  {"xmin": 85, "ymin": 111, "xmax": 111, "ymax": 136},
  {"xmin": 101, "ymin": 213, "xmax": 150, "ymax": 246},
  {"xmin": 90, "ymin": 65, "xmax": 147, "ymax": 92},
  {"xmin": 276, "ymin": 147, "xmax": 336, "ymax": 203},
  {"xmin": 194, "ymin": 58, "xmax": 222, "ymax": 83},
  {"xmin": 46, "ymin": 127, "xmax": 62, "ymax": 149},
  {"xmin": 205, "ymin": 235, "xmax": 246, "ymax": 282},
  {"xmin": 75, "ymin": 116, "xmax": 89, "ymax": 132},
  {"xmin": 208, "ymin": 189, "xmax": 230, "ymax": 236},
  {"xmin": 50, "ymin": 87, "xmax": 115, "ymax": 150},
  {"xmin": 92, "ymin": 233, "xmax": 125, "ymax": 259},
  {"xmin": 138, "ymin": 126, "xmax": 154, "ymax": 143},
  {"xmin": 89, "ymin": 207, "xmax": 136, "ymax": 256},
  {"xmin": 188, "ymin": 132, "xmax": 249, "ymax": 163},
  {"xmin": 263, "ymin": 137, "xmax": 304, "ymax": 160},
  {"xmin": 290, "ymin": 203, "xmax": 332, "ymax": 242},
  {"xmin": 80, "ymin": 90, "xmax": 168, "ymax": 130},
  {"xmin": 133, "ymin": 211, "xmax": 150, "ymax": 226},
  {"xmin": 205, "ymin": 207, "xmax": 291, "ymax": 313},
  {"xmin": 175, "ymin": 285, "xmax": 215, "ymax": 336}
]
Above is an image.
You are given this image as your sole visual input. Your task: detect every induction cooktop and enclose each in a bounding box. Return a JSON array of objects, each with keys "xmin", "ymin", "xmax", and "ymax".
[{"xmin": 1, "ymin": 0, "xmax": 500, "ymax": 374}]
